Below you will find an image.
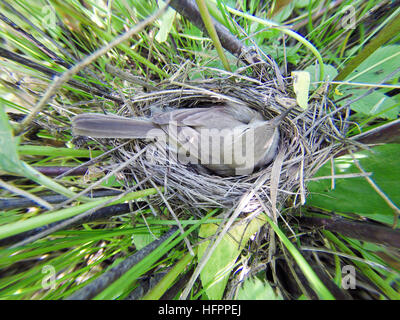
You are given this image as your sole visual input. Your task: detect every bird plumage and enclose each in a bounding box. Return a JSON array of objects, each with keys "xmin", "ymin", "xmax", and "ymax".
[{"xmin": 72, "ymin": 104, "xmax": 291, "ymax": 176}]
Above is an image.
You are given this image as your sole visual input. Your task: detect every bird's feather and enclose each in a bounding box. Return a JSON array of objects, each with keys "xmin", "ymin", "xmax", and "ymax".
[{"xmin": 72, "ymin": 113, "xmax": 163, "ymax": 138}]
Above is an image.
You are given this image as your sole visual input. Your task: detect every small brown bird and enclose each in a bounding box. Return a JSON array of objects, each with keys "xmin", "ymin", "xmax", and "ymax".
[{"xmin": 72, "ymin": 103, "xmax": 291, "ymax": 176}]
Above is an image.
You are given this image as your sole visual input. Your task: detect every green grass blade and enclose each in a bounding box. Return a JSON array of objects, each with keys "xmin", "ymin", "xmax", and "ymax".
[
  {"xmin": 0, "ymin": 188, "xmax": 159, "ymax": 240},
  {"xmin": 265, "ymin": 215, "xmax": 335, "ymax": 300}
]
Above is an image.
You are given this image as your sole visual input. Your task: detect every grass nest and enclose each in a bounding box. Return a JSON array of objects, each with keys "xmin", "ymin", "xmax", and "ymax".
[{"xmin": 76, "ymin": 64, "xmax": 348, "ymax": 220}]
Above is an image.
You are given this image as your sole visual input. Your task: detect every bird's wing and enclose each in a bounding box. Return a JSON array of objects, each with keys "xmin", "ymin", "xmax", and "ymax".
[
  {"xmin": 163, "ymin": 119, "xmax": 249, "ymax": 171},
  {"xmin": 222, "ymin": 102, "xmax": 264, "ymax": 123},
  {"xmin": 251, "ymin": 123, "xmax": 280, "ymax": 168},
  {"xmin": 152, "ymin": 106, "xmax": 244, "ymax": 129}
]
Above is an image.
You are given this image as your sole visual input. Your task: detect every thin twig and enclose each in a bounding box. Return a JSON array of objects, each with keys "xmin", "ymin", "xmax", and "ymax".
[
  {"xmin": 105, "ymin": 64, "xmax": 158, "ymax": 92},
  {"xmin": 55, "ymin": 140, "xmax": 132, "ymax": 179},
  {"xmin": 0, "ymin": 178, "xmax": 53, "ymax": 210},
  {"xmin": 0, "ymin": 189, "xmax": 121, "ymax": 210},
  {"xmin": 305, "ymin": 172, "xmax": 372, "ymax": 181}
]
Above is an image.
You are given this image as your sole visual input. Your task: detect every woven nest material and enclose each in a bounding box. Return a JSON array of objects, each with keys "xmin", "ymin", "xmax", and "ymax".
[{"xmin": 84, "ymin": 70, "xmax": 348, "ymax": 218}]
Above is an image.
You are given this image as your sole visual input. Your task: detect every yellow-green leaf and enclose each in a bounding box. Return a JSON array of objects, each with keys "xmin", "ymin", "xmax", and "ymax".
[
  {"xmin": 292, "ymin": 71, "xmax": 310, "ymax": 110},
  {"xmin": 198, "ymin": 214, "xmax": 266, "ymax": 299},
  {"xmin": 155, "ymin": 2, "xmax": 176, "ymax": 43}
]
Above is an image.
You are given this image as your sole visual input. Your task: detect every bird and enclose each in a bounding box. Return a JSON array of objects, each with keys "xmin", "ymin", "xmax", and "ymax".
[{"xmin": 72, "ymin": 103, "xmax": 292, "ymax": 176}]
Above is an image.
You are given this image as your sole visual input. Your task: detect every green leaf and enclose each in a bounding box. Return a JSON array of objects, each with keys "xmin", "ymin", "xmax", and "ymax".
[
  {"xmin": 100, "ymin": 175, "xmax": 124, "ymax": 188},
  {"xmin": 272, "ymin": 1, "xmax": 295, "ymax": 22},
  {"xmin": 0, "ymin": 104, "xmax": 24, "ymax": 175},
  {"xmin": 337, "ymin": 45, "xmax": 400, "ymax": 119},
  {"xmin": 155, "ymin": 3, "xmax": 176, "ymax": 43},
  {"xmin": 252, "ymin": 26, "xmax": 280, "ymax": 45},
  {"xmin": 307, "ymin": 144, "xmax": 400, "ymax": 226},
  {"xmin": 261, "ymin": 45, "xmax": 301, "ymax": 65},
  {"xmin": 346, "ymin": 45, "xmax": 400, "ymax": 85},
  {"xmin": 235, "ymin": 277, "xmax": 282, "ymax": 300},
  {"xmin": 131, "ymin": 229, "xmax": 162, "ymax": 250},
  {"xmin": 294, "ymin": 0, "xmax": 316, "ymax": 8},
  {"xmin": 344, "ymin": 89, "xmax": 399, "ymax": 119},
  {"xmin": 198, "ymin": 215, "xmax": 266, "ymax": 300},
  {"xmin": 304, "ymin": 64, "xmax": 338, "ymax": 90}
]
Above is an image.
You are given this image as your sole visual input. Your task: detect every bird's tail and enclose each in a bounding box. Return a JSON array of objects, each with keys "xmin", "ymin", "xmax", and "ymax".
[{"xmin": 72, "ymin": 113, "xmax": 163, "ymax": 138}]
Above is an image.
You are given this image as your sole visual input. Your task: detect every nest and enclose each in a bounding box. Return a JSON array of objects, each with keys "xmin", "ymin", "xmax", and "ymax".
[{"xmin": 84, "ymin": 67, "xmax": 348, "ymax": 219}]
